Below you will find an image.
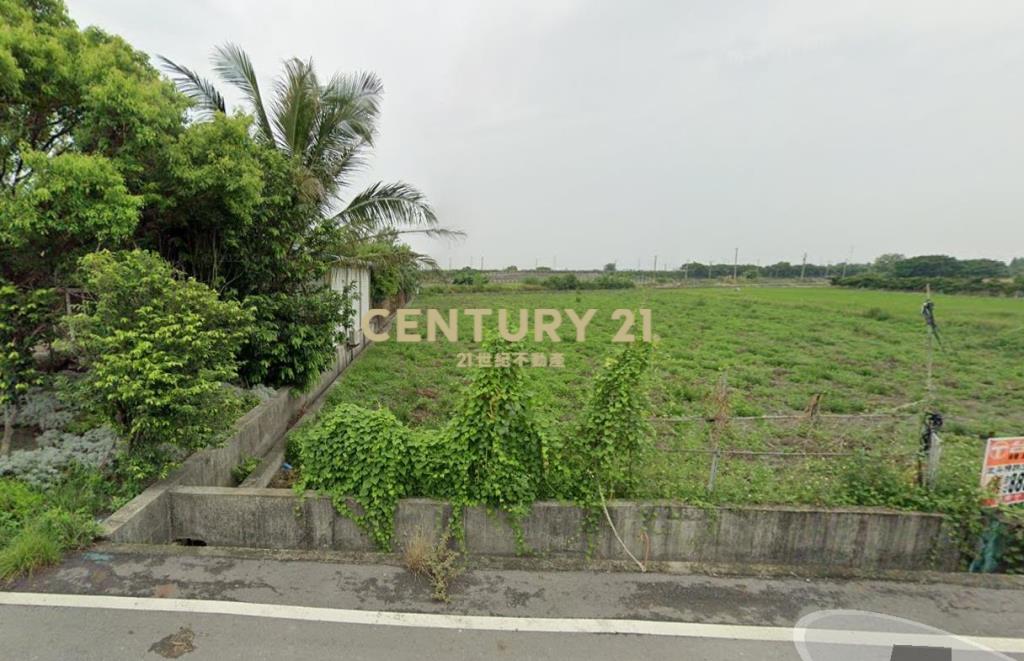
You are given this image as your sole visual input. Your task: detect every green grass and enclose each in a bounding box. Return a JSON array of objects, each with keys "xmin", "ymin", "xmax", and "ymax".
[
  {"xmin": 325, "ymin": 286, "xmax": 1023, "ymax": 511},
  {"xmin": 0, "ymin": 470, "xmax": 110, "ymax": 581},
  {"xmin": 336, "ymin": 287, "xmax": 1024, "ymax": 429}
]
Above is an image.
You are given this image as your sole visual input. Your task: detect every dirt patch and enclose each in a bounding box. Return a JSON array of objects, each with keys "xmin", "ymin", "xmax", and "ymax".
[{"xmin": 267, "ymin": 466, "xmax": 299, "ymax": 489}]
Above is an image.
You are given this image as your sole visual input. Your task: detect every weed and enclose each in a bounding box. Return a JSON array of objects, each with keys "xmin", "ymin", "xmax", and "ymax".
[
  {"xmin": 403, "ymin": 526, "xmax": 461, "ymax": 602},
  {"xmin": 232, "ymin": 455, "xmax": 262, "ymax": 485}
]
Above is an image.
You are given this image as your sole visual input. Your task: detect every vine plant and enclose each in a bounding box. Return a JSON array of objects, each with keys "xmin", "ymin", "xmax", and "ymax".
[{"xmin": 292, "ymin": 336, "xmax": 653, "ymax": 554}]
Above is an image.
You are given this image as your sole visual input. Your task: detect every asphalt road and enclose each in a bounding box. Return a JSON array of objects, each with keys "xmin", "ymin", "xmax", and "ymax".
[{"xmin": 2, "ymin": 547, "xmax": 1023, "ymax": 660}]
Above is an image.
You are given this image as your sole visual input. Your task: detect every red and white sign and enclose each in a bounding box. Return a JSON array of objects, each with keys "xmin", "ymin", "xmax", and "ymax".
[{"xmin": 981, "ymin": 437, "xmax": 1024, "ymax": 506}]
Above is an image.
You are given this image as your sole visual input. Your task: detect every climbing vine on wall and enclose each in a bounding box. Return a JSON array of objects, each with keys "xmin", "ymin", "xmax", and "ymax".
[{"xmin": 291, "ymin": 337, "xmax": 654, "ymax": 552}]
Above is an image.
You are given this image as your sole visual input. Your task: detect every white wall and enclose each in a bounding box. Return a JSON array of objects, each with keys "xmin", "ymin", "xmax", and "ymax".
[{"xmin": 325, "ymin": 266, "xmax": 371, "ymax": 344}]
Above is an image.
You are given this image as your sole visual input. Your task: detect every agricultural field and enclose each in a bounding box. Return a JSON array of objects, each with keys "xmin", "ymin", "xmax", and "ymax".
[{"xmin": 325, "ymin": 286, "xmax": 1024, "ymax": 507}]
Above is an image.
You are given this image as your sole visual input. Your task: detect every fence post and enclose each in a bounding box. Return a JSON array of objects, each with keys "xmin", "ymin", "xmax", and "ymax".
[
  {"xmin": 920, "ymin": 411, "xmax": 943, "ymax": 488},
  {"xmin": 925, "ymin": 430, "xmax": 942, "ymax": 489},
  {"xmin": 707, "ymin": 449, "xmax": 720, "ymax": 494},
  {"xmin": 706, "ymin": 373, "xmax": 729, "ymax": 494}
]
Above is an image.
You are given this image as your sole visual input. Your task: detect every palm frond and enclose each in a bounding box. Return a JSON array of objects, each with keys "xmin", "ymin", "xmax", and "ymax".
[
  {"xmin": 156, "ymin": 56, "xmax": 226, "ymax": 116},
  {"xmin": 319, "ymin": 71, "xmax": 383, "ymax": 146},
  {"xmin": 271, "ymin": 58, "xmax": 320, "ymax": 159},
  {"xmin": 365, "ymin": 228, "xmax": 465, "ymax": 241},
  {"xmin": 211, "ymin": 43, "xmax": 275, "ymax": 144},
  {"xmin": 304, "ymin": 72, "xmax": 383, "ymax": 201},
  {"xmin": 334, "ymin": 181, "xmax": 438, "ymax": 235}
]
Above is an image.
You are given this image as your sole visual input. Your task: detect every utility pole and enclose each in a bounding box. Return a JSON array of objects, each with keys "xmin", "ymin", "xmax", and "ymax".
[
  {"xmin": 841, "ymin": 246, "xmax": 853, "ymax": 278},
  {"xmin": 800, "ymin": 253, "xmax": 807, "ymax": 280},
  {"xmin": 708, "ymin": 258, "xmax": 713, "ymax": 279},
  {"xmin": 653, "ymin": 255, "xmax": 658, "ymax": 272},
  {"xmin": 733, "ymin": 248, "xmax": 739, "ymax": 282}
]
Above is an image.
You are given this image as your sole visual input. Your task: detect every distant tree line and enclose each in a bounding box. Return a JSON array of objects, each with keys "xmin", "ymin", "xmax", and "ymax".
[{"xmin": 834, "ymin": 254, "xmax": 1024, "ymax": 296}]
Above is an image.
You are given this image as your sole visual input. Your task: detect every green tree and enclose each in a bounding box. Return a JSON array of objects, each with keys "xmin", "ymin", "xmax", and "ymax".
[
  {"xmin": 959, "ymin": 258, "xmax": 1009, "ymax": 278},
  {"xmin": 0, "ymin": 282, "xmax": 57, "ymax": 456},
  {"xmin": 0, "ymin": 0, "xmax": 186, "ymax": 286},
  {"xmin": 892, "ymin": 255, "xmax": 961, "ymax": 278},
  {"xmin": 159, "ymin": 44, "xmax": 448, "ymax": 240},
  {"xmin": 68, "ymin": 250, "xmax": 250, "ymax": 464},
  {"xmin": 872, "ymin": 253, "xmax": 905, "ymax": 274}
]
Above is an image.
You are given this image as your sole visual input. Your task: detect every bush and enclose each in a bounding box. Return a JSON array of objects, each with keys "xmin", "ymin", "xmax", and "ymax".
[
  {"xmin": 451, "ymin": 268, "xmax": 488, "ymax": 286},
  {"xmin": 0, "ymin": 427, "xmax": 117, "ymax": 488},
  {"xmin": 573, "ymin": 341, "xmax": 654, "ymax": 497},
  {"xmin": 69, "ymin": 250, "xmax": 250, "ymax": 466},
  {"xmin": 238, "ymin": 288, "xmax": 351, "ymax": 390},
  {"xmin": 293, "ymin": 404, "xmax": 414, "ymax": 550},
  {"xmin": 444, "ymin": 337, "xmax": 547, "ymax": 518},
  {"xmin": 590, "ymin": 274, "xmax": 635, "ymax": 289},
  {"xmin": 541, "ymin": 273, "xmax": 580, "ymax": 290}
]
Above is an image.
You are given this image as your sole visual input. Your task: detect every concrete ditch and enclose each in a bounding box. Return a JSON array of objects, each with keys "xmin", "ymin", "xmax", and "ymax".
[
  {"xmin": 99, "ymin": 310, "xmax": 962, "ymax": 574},
  {"xmin": 109, "ymin": 488, "xmax": 959, "ymax": 571},
  {"xmin": 101, "ymin": 339, "xmax": 370, "ymax": 544}
]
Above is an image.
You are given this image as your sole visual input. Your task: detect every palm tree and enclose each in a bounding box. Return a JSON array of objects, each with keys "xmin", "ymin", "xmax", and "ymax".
[{"xmin": 159, "ymin": 44, "xmax": 455, "ymax": 244}]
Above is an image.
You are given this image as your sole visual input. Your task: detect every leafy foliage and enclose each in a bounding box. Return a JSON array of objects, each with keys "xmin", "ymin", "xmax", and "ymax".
[
  {"xmin": 237, "ymin": 288, "xmax": 350, "ymax": 390},
  {"xmin": 444, "ymin": 337, "xmax": 548, "ymax": 517},
  {"xmin": 0, "ymin": 470, "xmax": 109, "ymax": 580},
  {"xmin": 69, "ymin": 250, "xmax": 250, "ymax": 467},
  {"xmin": 0, "ymin": 0, "xmax": 185, "ymax": 286},
  {"xmin": 0, "ymin": 282, "xmax": 58, "ymax": 455},
  {"xmin": 835, "ymin": 273, "xmax": 1023, "ymax": 297},
  {"xmin": 574, "ymin": 341, "xmax": 654, "ymax": 497},
  {"xmin": 293, "ymin": 403, "xmax": 415, "ymax": 550}
]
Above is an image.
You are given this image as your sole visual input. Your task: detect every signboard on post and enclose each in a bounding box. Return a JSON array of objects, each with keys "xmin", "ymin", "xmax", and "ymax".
[{"xmin": 981, "ymin": 437, "xmax": 1024, "ymax": 506}]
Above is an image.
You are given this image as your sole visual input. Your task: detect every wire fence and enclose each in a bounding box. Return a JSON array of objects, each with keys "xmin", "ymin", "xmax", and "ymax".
[{"xmin": 643, "ymin": 388, "xmax": 933, "ymax": 496}]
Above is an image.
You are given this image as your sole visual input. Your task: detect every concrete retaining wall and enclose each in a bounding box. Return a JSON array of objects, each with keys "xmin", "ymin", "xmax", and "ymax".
[
  {"xmin": 101, "ymin": 340, "xmax": 369, "ymax": 543},
  {"xmin": 158, "ymin": 489, "xmax": 959, "ymax": 571}
]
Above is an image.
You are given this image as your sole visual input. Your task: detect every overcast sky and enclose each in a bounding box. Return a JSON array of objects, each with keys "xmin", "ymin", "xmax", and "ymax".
[{"xmin": 69, "ymin": 0, "xmax": 1024, "ymax": 269}]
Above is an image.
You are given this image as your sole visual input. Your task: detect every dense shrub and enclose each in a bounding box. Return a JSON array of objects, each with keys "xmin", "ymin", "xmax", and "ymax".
[
  {"xmin": 451, "ymin": 267, "xmax": 489, "ymax": 286},
  {"xmin": 290, "ymin": 338, "xmax": 658, "ymax": 551},
  {"xmin": 69, "ymin": 250, "xmax": 250, "ymax": 466},
  {"xmin": 237, "ymin": 288, "xmax": 351, "ymax": 390},
  {"xmin": 0, "ymin": 427, "xmax": 117, "ymax": 488},
  {"xmin": 541, "ymin": 273, "xmax": 580, "ymax": 290}
]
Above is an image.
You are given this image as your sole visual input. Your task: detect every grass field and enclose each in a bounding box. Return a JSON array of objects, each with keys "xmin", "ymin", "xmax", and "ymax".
[{"xmin": 323, "ymin": 286, "xmax": 1024, "ymax": 507}]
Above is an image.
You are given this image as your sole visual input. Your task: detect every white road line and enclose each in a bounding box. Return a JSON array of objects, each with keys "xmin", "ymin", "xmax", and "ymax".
[{"xmin": 0, "ymin": 591, "xmax": 1022, "ymax": 654}]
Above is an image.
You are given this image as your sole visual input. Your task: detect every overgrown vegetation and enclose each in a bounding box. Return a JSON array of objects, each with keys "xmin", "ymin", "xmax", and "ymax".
[
  {"xmin": 306, "ymin": 287, "xmax": 1024, "ymax": 568},
  {"xmin": 0, "ymin": 0, "xmax": 442, "ymax": 578},
  {"xmin": 292, "ymin": 336, "xmax": 558, "ymax": 550},
  {"xmin": 69, "ymin": 250, "xmax": 251, "ymax": 484},
  {"xmin": 0, "ymin": 468, "xmax": 119, "ymax": 581}
]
